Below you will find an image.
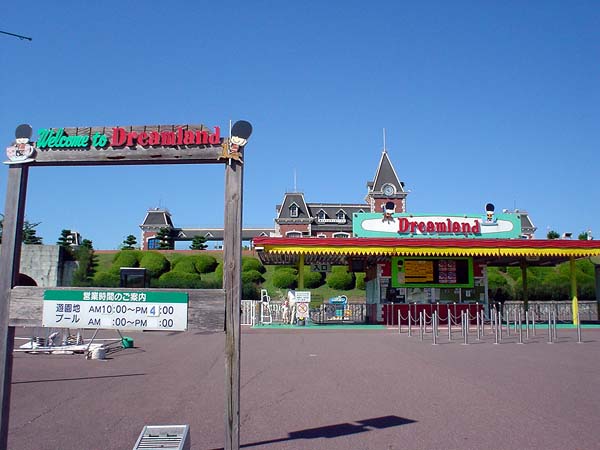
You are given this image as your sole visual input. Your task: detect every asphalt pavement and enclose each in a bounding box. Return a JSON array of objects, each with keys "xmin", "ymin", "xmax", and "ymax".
[{"xmin": 8, "ymin": 325, "xmax": 600, "ymax": 450}]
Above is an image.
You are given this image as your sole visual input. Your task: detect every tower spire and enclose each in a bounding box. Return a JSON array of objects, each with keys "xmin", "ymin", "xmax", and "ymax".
[{"xmin": 382, "ymin": 128, "xmax": 387, "ymax": 153}]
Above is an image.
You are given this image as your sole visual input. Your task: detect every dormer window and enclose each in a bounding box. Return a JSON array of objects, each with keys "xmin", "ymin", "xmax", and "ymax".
[
  {"xmin": 317, "ymin": 210, "xmax": 326, "ymax": 221},
  {"xmin": 336, "ymin": 211, "xmax": 345, "ymax": 221},
  {"xmin": 290, "ymin": 204, "xmax": 298, "ymax": 218}
]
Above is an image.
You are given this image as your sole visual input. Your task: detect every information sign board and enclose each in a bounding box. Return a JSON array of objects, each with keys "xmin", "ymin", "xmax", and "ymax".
[
  {"xmin": 391, "ymin": 257, "xmax": 473, "ymax": 288},
  {"xmin": 42, "ymin": 290, "xmax": 188, "ymax": 331}
]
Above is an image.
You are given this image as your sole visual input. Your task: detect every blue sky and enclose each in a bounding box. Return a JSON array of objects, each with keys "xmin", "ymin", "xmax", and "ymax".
[{"xmin": 1, "ymin": 1, "xmax": 598, "ymax": 249}]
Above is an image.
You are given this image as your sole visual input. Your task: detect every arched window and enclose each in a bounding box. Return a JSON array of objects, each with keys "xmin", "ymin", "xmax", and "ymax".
[
  {"xmin": 286, "ymin": 231, "xmax": 302, "ymax": 238},
  {"xmin": 333, "ymin": 232, "xmax": 350, "ymax": 238},
  {"xmin": 290, "ymin": 204, "xmax": 298, "ymax": 218}
]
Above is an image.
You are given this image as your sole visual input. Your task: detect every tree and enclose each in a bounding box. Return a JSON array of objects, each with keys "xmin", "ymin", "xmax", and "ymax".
[
  {"xmin": 0, "ymin": 215, "xmax": 44, "ymax": 244},
  {"xmin": 121, "ymin": 234, "xmax": 138, "ymax": 250},
  {"xmin": 547, "ymin": 230, "xmax": 560, "ymax": 240},
  {"xmin": 22, "ymin": 221, "xmax": 43, "ymax": 244},
  {"xmin": 190, "ymin": 235, "xmax": 208, "ymax": 250},
  {"xmin": 578, "ymin": 231, "xmax": 592, "ymax": 240},
  {"xmin": 72, "ymin": 239, "xmax": 97, "ymax": 286},
  {"xmin": 155, "ymin": 227, "xmax": 174, "ymax": 250},
  {"xmin": 57, "ymin": 229, "xmax": 72, "ymax": 249}
]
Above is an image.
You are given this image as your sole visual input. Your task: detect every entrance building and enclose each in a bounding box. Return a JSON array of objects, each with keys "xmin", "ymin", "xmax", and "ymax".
[{"xmin": 253, "ymin": 235, "xmax": 600, "ymax": 325}]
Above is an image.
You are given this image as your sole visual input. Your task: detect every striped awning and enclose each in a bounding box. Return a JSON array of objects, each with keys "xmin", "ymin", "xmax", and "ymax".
[{"xmin": 252, "ymin": 237, "xmax": 600, "ymax": 266}]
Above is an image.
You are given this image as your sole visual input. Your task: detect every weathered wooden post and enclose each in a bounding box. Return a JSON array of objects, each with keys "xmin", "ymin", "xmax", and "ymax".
[
  {"xmin": 223, "ymin": 121, "xmax": 252, "ymax": 450},
  {"xmin": 0, "ymin": 165, "xmax": 29, "ymax": 448}
]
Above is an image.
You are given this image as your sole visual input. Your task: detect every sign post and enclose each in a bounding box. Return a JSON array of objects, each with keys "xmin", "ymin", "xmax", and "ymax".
[{"xmin": 0, "ymin": 120, "xmax": 251, "ymax": 450}]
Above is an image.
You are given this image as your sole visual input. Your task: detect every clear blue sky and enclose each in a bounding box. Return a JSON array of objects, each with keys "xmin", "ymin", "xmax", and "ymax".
[{"xmin": 1, "ymin": 1, "xmax": 598, "ymax": 249}]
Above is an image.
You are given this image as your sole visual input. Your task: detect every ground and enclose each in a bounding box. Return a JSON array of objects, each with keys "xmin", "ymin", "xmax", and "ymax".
[{"xmin": 8, "ymin": 325, "xmax": 600, "ymax": 450}]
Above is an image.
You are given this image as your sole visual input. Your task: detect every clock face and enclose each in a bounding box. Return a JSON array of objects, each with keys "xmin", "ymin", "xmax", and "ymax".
[{"xmin": 382, "ymin": 184, "xmax": 395, "ymax": 196}]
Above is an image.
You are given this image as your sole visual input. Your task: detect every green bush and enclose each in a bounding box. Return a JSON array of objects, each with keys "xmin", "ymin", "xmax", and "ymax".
[
  {"xmin": 242, "ymin": 270, "xmax": 264, "ymax": 284},
  {"xmin": 242, "ymin": 282, "xmax": 260, "ymax": 300},
  {"xmin": 242, "ymin": 257, "xmax": 266, "ymax": 274},
  {"xmin": 139, "ymin": 252, "xmax": 170, "ymax": 278},
  {"xmin": 326, "ymin": 269, "xmax": 355, "ymax": 290},
  {"xmin": 198, "ymin": 278, "xmax": 223, "ymax": 289},
  {"xmin": 272, "ymin": 268, "xmax": 297, "ymax": 289},
  {"xmin": 274, "ymin": 265, "xmax": 298, "ymax": 274},
  {"xmin": 93, "ymin": 271, "xmax": 120, "ymax": 287},
  {"xmin": 303, "ymin": 270, "xmax": 324, "ymax": 289},
  {"xmin": 194, "ymin": 254, "xmax": 218, "ymax": 273},
  {"xmin": 355, "ymin": 272, "xmax": 366, "ymax": 290},
  {"xmin": 110, "ymin": 250, "xmax": 141, "ymax": 273},
  {"xmin": 172, "ymin": 256, "xmax": 199, "ymax": 274},
  {"xmin": 157, "ymin": 271, "xmax": 203, "ymax": 288}
]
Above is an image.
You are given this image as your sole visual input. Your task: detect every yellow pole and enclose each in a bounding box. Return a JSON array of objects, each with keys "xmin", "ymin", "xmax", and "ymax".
[
  {"xmin": 298, "ymin": 254, "xmax": 305, "ymax": 289},
  {"xmin": 570, "ymin": 256, "xmax": 579, "ymax": 325}
]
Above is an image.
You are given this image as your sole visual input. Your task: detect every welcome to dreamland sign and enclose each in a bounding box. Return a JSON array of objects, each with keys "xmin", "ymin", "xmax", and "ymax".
[{"xmin": 4, "ymin": 122, "xmax": 253, "ymax": 166}]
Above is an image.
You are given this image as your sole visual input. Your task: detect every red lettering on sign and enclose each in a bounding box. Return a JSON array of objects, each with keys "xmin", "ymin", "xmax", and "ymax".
[
  {"xmin": 138, "ymin": 132, "xmax": 148, "ymax": 146},
  {"xmin": 209, "ymin": 126, "xmax": 221, "ymax": 145},
  {"xmin": 111, "ymin": 127, "xmax": 127, "ymax": 146},
  {"xmin": 126, "ymin": 131, "xmax": 138, "ymax": 147}
]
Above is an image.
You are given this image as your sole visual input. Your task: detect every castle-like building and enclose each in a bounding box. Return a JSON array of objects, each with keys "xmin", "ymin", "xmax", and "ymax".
[
  {"xmin": 274, "ymin": 149, "xmax": 408, "ymax": 238},
  {"xmin": 139, "ymin": 148, "xmax": 536, "ymax": 249}
]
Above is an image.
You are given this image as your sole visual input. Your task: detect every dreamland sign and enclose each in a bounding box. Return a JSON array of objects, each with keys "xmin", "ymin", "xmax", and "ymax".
[{"xmin": 353, "ymin": 212, "xmax": 522, "ymax": 239}]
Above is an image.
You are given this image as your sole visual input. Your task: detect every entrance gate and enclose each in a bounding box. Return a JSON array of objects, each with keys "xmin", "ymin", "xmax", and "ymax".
[{"xmin": 0, "ymin": 121, "xmax": 252, "ymax": 450}]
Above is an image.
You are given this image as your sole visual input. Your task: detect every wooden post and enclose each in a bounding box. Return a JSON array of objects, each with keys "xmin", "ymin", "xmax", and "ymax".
[
  {"xmin": 570, "ymin": 256, "xmax": 578, "ymax": 325},
  {"xmin": 297, "ymin": 254, "xmax": 305, "ymax": 289},
  {"xmin": 0, "ymin": 165, "xmax": 29, "ymax": 448},
  {"xmin": 223, "ymin": 159, "xmax": 243, "ymax": 450}
]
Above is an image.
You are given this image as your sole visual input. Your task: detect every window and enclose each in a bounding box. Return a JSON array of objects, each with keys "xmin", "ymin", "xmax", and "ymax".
[
  {"xmin": 286, "ymin": 231, "xmax": 302, "ymax": 238},
  {"xmin": 147, "ymin": 238, "xmax": 158, "ymax": 249},
  {"xmin": 290, "ymin": 204, "xmax": 298, "ymax": 218},
  {"xmin": 333, "ymin": 232, "xmax": 350, "ymax": 238},
  {"xmin": 317, "ymin": 210, "xmax": 326, "ymax": 220},
  {"xmin": 336, "ymin": 211, "xmax": 345, "ymax": 221},
  {"xmin": 317, "ymin": 233, "xmax": 327, "ymax": 238}
]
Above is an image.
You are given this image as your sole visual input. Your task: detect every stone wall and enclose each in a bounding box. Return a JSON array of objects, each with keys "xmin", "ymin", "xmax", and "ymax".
[{"xmin": 0, "ymin": 245, "xmax": 75, "ymax": 287}]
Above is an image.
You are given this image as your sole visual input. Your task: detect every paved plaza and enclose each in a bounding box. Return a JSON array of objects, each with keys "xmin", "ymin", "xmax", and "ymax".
[{"xmin": 8, "ymin": 325, "xmax": 600, "ymax": 450}]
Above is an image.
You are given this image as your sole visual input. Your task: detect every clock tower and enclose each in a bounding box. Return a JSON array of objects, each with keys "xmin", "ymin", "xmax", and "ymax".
[{"xmin": 365, "ymin": 149, "xmax": 408, "ymax": 214}]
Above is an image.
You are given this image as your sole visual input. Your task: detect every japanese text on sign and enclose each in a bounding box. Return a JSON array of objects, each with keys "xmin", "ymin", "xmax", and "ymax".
[{"xmin": 42, "ymin": 290, "xmax": 188, "ymax": 331}]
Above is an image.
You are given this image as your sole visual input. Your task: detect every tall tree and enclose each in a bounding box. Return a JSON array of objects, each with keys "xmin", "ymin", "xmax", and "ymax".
[
  {"xmin": 190, "ymin": 235, "xmax": 208, "ymax": 250},
  {"xmin": 121, "ymin": 234, "xmax": 138, "ymax": 250},
  {"xmin": 547, "ymin": 230, "xmax": 560, "ymax": 240},
  {"xmin": 72, "ymin": 239, "xmax": 97, "ymax": 286}
]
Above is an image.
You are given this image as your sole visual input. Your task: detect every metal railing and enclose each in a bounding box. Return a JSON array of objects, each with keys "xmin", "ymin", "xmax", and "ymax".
[{"xmin": 397, "ymin": 304, "xmax": 587, "ymax": 345}]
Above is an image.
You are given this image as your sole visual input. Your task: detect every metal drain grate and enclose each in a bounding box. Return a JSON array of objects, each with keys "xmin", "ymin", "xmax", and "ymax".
[{"xmin": 132, "ymin": 425, "xmax": 190, "ymax": 450}]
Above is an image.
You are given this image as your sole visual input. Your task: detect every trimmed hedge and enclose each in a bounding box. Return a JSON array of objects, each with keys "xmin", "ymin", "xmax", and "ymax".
[
  {"xmin": 303, "ymin": 270, "xmax": 324, "ymax": 289},
  {"xmin": 243, "ymin": 282, "xmax": 260, "ymax": 300},
  {"xmin": 242, "ymin": 270, "xmax": 265, "ymax": 284},
  {"xmin": 194, "ymin": 255, "xmax": 218, "ymax": 274},
  {"xmin": 272, "ymin": 268, "xmax": 297, "ymax": 289},
  {"xmin": 157, "ymin": 271, "xmax": 203, "ymax": 288},
  {"xmin": 327, "ymin": 269, "xmax": 355, "ymax": 290},
  {"xmin": 172, "ymin": 256, "xmax": 199, "ymax": 274},
  {"xmin": 110, "ymin": 251, "xmax": 141, "ymax": 273},
  {"xmin": 93, "ymin": 271, "xmax": 120, "ymax": 287},
  {"xmin": 139, "ymin": 252, "xmax": 170, "ymax": 278},
  {"xmin": 242, "ymin": 257, "xmax": 266, "ymax": 274}
]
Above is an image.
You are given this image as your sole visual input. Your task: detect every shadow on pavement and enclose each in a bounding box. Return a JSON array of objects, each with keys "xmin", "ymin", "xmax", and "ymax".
[
  {"xmin": 211, "ymin": 415, "xmax": 417, "ymax": 449},
  {"xmin": 12, "ymin": 372, "xmax": 146, "ymax": 385}
]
